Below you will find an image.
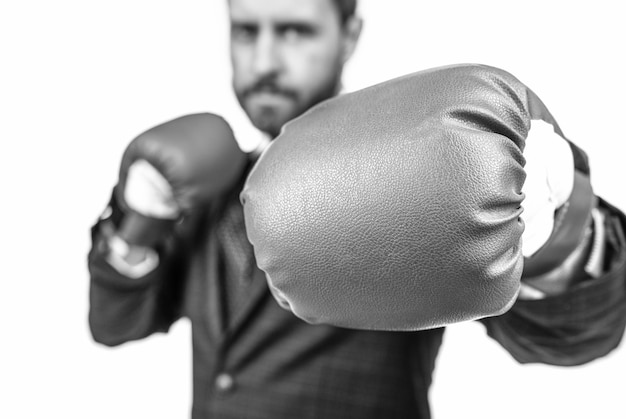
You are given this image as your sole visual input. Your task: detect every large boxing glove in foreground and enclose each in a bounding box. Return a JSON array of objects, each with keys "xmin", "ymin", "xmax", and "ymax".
[{"xmin": 242, "ymin": 64, "xmax": 560, "ymax": 330}]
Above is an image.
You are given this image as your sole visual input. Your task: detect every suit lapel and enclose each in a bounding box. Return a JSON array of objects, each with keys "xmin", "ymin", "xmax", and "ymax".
[{"xmin": 224, "ymin": 266, "xmax": 269, "ymax": 336}]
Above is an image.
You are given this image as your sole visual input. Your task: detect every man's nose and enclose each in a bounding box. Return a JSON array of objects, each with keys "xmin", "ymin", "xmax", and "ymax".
[{"xmin": 253, "ymin": 34, "xmax": 281, "ymax": 77}]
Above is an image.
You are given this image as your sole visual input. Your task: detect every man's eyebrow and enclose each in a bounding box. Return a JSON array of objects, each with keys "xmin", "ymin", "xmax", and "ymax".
[
  {"xmin": 231, "ymin": 17, "xmax": 319, "ymax": 27},
  {"xmin": 274, "ymin": 20, "xmax": 318, "ymax": 29},
  {"xmin": 230, "ymin": 18, "xmax": 258, "ymax": 26}
]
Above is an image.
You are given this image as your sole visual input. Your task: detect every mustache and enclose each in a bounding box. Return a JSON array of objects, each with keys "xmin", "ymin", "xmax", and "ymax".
[{"xmin": 242, "ymin": 79, "xmax": 298, "ymax": 101}]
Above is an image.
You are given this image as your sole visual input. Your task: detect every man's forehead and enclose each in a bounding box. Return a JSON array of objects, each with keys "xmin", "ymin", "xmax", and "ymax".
[{"xmin": 229, "ymin": 0, "xmax": 337, "ymax": 23}]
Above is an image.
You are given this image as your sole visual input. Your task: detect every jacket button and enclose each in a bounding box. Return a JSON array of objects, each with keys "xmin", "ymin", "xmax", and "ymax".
[{"xmin": 215, "ymin": 373, "xmax": 235, "ymax": 393}]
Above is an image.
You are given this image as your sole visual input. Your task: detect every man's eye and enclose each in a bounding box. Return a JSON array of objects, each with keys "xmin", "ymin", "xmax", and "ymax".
[
  {"xmin": 231, "ymin": 25, "xmax": 257, "ymax": 42},
  {"xmin": 278, "ymin": 24, "xmax": 315, "ymax": 42}
]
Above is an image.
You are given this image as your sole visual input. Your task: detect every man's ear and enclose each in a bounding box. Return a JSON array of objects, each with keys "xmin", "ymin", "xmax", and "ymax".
[{"xmin": 341, "ymin": 16, "xmax": 363, "ymax": 63}]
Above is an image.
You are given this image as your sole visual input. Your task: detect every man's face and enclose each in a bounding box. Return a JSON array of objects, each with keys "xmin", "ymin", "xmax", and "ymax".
[{"xmin": 229, "ymin": 0, "xmax": 358, "ymax": 137}]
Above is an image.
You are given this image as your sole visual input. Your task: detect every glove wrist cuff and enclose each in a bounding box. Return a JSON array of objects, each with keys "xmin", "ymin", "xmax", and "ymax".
[
  {"xmin": 523, "ymin": 171, "xmax": 596, "ymax": 278},
  {"xmin": 109, "ymin": 187, "xmax": 178, "ymax": 247}
]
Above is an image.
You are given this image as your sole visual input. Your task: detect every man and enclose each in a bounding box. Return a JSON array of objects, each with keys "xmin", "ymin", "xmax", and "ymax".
[
  {"xmin": 230, "ymin": 0, "xmax": 361, "ymax": 139},
  {"xmin": 88, "ymin": 1, "xmax": 626, "ymax": 418}
]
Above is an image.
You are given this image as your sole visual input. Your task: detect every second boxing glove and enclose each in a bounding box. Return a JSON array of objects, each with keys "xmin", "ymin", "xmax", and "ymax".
[{"xmin": 111, "ymin": 113, "xmax": 247, "ymax": 247}]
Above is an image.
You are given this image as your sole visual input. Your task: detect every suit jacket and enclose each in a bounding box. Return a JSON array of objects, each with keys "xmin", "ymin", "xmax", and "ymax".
[{"xmin": 88, "ymin": 155, "xmax": 626, "ymax": 418}]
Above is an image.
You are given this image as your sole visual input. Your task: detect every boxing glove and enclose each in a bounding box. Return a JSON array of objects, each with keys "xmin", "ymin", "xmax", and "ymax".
[
  {"xmin": 242, "ymin": 64, "xmax": 563, "ymax": 331},
  {"xmin": 110, "ymin": 113, "xmax": 247, "ymax": 247}
]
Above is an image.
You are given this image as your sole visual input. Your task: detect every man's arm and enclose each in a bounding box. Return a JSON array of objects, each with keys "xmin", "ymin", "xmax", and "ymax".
[
  {"xmin": 87, "ymin": 192, "xmax": 189, "ymax": 347},
  {"xmin": 482, "ymin": 194, "xmax": 626, "ymax": 366},
  {"xmin": 482, "ymin": 128, "xmax": 626, "ymax": 366},
  {"xmin": 87, "ymin": 113, "xmax": 247, "ymax": 346}
]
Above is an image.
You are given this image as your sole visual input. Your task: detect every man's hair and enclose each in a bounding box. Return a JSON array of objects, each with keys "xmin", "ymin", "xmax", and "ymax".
[{"xmin": 334, "ymin": 0, "xmax": 357, "ymax": 25}]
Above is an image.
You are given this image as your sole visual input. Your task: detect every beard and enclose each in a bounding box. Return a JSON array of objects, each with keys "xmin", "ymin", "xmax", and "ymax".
[{"xmin": 235, "ymin": 73, "xmax": 342, "ymax": 138}]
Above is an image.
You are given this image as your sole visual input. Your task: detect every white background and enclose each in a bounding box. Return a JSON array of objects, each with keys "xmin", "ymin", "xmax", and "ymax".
[{"xmin": 2, "ymin": 1, "xmax": 625, "ymax": 418}]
